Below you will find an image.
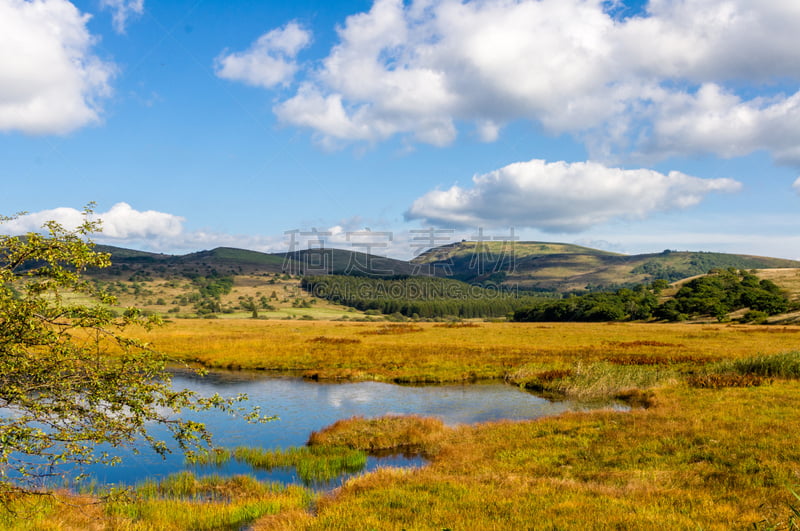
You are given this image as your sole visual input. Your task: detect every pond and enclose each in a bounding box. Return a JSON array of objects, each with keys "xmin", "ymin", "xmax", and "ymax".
[{"xmin": 76, "ymin": 369, "xmax": 618, "ymax": 489}]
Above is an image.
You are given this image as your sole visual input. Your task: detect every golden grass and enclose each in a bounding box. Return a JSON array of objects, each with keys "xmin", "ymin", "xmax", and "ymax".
[
  {"xmin": 1, "ymin": 475, "xmax": 313, "ymax": 531},
  {"xmin": 294, "ymin": 382, "xmax": 800, "ymax": 530},
  {"xmin": 8, "ymin": 320, "xmax": 800, "ymax": 529},
  {"xmin": 141, "ymin": 320, "xmax": 800, "ymax": 384},
  {"xmin": 755, "ymin": 268, "xmax": 800, "ymax": 301},
  {"xmin": 308, "ymin": 415, "xmax": 449, "ymax": 457}
]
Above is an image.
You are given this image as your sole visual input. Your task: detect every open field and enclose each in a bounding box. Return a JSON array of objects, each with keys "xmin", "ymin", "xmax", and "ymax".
[
  {"xmin": 5, "ymin": 320, "xmax": 800, "ymax": 529},
  {"xmin": 87, "ymin": 272, "xmax": 364, "ymax": 320},
  {"xmin": 144, "ymin": 319, "xmax": 800, "ymax": 384}
]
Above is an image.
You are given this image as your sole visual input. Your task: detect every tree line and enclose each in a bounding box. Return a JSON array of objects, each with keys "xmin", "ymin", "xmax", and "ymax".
[
  {"xmin": 513, "ymin": 269, "xmax": 792, "ymax": 323},
  {"xmin": 302, "ymin": 275, "xmax": 545, "ymax": 318}
]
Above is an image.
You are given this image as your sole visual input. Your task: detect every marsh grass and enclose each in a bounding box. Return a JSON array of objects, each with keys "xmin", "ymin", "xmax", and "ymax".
[
  {"xmin": 559, "ymin": 362, "xmax": 676, "ymax": 401},
  {"xmin": 109, "ymin": 472, "xmax": 312, "ymax": 530},
  {"xmin": 306, "ymin": 336, "xmax": 361, "ymax": 345},
  {"xmin": 360, "ymin": 323, "xmax": 424, "ymax": 335},
  {"xmin": 510, "ymin": 361, "xmax": 674, "ymax": 405},
  {"xmin": 297, "ymin": 382, "xmax": 800, "ymax": 530},
  {"xmin": 687, "ymin": 372, "xmax": 767, "ymax": 388},
  {"xmin": 137, "ymin": 320, "xmax": 800, "ymax": 384},
  {"xmin": 232, "ymin": 446, "xmax": 367, "ymax": 484},
  {"xmin": 726, "ymin": 351, "xmax": 800, "ymax": 378},
  {"xmin": 189, "ymin": 445, "xmax": 368, "ymax": 484},
  {"xmin": 308, "ymin": 415, "xmax": 448, "ymax": 457},
  {"xmin": 688, "ymin": 351, "xmax": 800, "ymax": 388},
  {"xmin": 10, "ymin": 321, "xmax": 800, "ymax": 529},
  {"xmin": 0, "ymin": 474, "xmax": 313, "ymax": 531}
]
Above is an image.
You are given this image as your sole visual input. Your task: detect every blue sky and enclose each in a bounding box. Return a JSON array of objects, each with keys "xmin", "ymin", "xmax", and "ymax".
[{"xmin": 2, "ymin": 0, "xmax": 800, "ymax": 260}]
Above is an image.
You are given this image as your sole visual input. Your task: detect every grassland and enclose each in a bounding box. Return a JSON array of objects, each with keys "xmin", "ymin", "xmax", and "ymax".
[
  {"xmin": 146, "ymin": 319, "xmax": 800, "ymax": 383},
  {"xmin": 88, "ymin": 272, "xmax": 363, "ymax": 320},
  {"xmin": 5, "ymin": 320, "xmax": 800, "ymax": 529}
]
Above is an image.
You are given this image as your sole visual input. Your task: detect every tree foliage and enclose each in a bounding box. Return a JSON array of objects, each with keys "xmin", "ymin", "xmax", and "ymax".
[
  {"xmin": 514, "ymin": 269, "xmax": 792, "ymax": 323},
  {"xmin": 302, "ymin": 275, "xmax": 545, "ymax": 319},
  {"xmin": 655, "ymin": 268, "xmax": 790, "ymax": 321},
  {"xmin": 0, "ymin": 209, "xmax": 263, "ymax": 501},
  {"xmin": 513, "ymin": 284, "xmax": 660, "ymax": 322}
]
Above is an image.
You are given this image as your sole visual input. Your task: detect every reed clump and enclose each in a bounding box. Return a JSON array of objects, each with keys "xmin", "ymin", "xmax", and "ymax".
[
  {"xmin": 510, "ymin": 361, "xmax": 674, "ymax": 405},
  {"xmin": 433, "ymin": 322, "xmax": 480, "ymax": 328},
  {"xmin": 309, "ymin": 415, "xmax": 449, "ymax": 458},
  {"xmin": 306, "ymin": 336, "xmax": 361, "ymax": 345},
  {"xmin": 188, "ymin": 445, "xmax": 368, "ymax": 484},
  {"xmin": 725, "ymin": 351, "xmax": 800, "ymax": 378},
  {"xmin": 232, "ymin": 446, "xmax": 367, "ymax": 484},
  {"xmin": 688, "ymin": 372, "xmax": 767, "ymax": 388},
  {"xmin": 686, "ymin": 351, "xmax": 800, "ymax": 389},
  {"xmin": 360, "ymin": 323, "xmax": 424, "ymax": 335}
]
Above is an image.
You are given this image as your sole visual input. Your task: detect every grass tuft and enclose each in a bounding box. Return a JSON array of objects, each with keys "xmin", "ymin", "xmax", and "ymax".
[
  {"xmin": 309, "ymin": 415, "xmax": 448, "ymax": 457},
  {"xmin": 726, "ymin": 351, "xmax": 800, "ymax": 378},
  {"xmin": 687, "ymin": 372, "xmax": 767, "ymax": 389}
]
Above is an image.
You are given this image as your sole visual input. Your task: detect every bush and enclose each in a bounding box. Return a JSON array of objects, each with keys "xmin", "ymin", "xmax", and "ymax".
[{"xmin": 741, "ymin": 310, "xmax": 768, "ymax": 324}]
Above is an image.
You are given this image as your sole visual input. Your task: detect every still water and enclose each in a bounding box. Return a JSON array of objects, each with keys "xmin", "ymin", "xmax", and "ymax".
[{"xmin": 83, "ymin": 370, "xmax": 606, "ymax": 488}]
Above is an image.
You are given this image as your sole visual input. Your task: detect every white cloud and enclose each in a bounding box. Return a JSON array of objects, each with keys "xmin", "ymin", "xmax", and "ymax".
[
  {"xmin": 215, "ymin": 22, "xmax": 311, "ymax": 89},
  {"xmin": 99, "ymin": 0, "xmax": 144, "ymax": 34},
  {"xmin": 405, "ymin": 159, "xmax": 742, "ymax": 232},
  {"xmin": 229, "ymin": 0, "xmax": 800, "ymax": 163},
  {"xmin": 1, "ymin": 203, "xmax": 183, "ymax": 240},
  {"xmin": 0, "ymin": 203, "xmax": 293, "ymax": 255},
  {"xmin": 0, "ymin": 0, "xmax": 114, "ymax": 134},
  {"xmin": 94, "ymin": 202, "xmax": 183, "ymax": 239},
  {"xmin": 644, "ymin": 84, "xmax": 800, "ymax": 164}
]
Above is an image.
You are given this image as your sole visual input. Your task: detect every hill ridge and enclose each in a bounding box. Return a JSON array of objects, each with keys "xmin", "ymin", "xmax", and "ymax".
[{"xmin": 93, "ymin": 241, "xmax": 800, "ymax": 293}]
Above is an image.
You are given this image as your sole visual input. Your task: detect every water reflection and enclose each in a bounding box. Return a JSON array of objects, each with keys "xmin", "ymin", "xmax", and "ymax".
[{"xmin": 80, "ymin": 369, "xmax": 615, "ymax": 488}]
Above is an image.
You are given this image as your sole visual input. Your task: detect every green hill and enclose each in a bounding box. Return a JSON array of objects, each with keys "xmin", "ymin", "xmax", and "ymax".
[
  {"xmin": 413, "ymin": 242, "xmax": 800, "ymax": 293},
  {"xmin": 74, "ymin": 242, "xmax": 800, "ymax": 320},
  {"xmin": 89, "ymin": 242, "xmax": 800, "ymax": 295},
  {"xmin": 283, "ymin": 248, "xmax": 418, "ymax": 277}
]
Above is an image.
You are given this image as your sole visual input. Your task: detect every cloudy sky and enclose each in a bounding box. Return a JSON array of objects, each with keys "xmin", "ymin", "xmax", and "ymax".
[{"xmin": 2, "ymin": 0, "xmax": 800, "ymax": 260}]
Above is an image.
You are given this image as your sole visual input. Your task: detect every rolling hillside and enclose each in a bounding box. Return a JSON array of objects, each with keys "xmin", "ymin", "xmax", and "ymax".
[
  {"xmin": 412, "ymin": 242, "xmax": 800, "ymax": 293},
  {"xmin": 73, "ymin": 241, "xmax": 800, "ymax": 319},
  {"xmin": 92, "ymin": 241, "xmax": 800, "ymax": 293}
]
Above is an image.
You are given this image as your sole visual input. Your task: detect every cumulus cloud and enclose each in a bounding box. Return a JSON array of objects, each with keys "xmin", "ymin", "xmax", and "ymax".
[
  {"xmin": 0, "ymin": 0, "xmax": 114, "ymax": 134},
  {"xmin": 1, "ymin": 203, "xmax": 183, "ymax": 240},
  {"xmin": 224, "ymin": 0, "xmax": 800, "ymax": 162},
  {"xmin": 99, "ymin": 0, "xmax": 144, "ymax": 34},
  {"xmin": 215, "ymin": 22, "xmax": 311, "ymax": 89},
  {"xmin": 405, "ymin": 159, "xmax": 742, "ymax": 232},
  {"xmin": 0, "ymin": 203, "xmax": 296, "ymax": 255},
  {"xmin": 644, "ymin": 84, "xmax": 800, "ymax": 164}
]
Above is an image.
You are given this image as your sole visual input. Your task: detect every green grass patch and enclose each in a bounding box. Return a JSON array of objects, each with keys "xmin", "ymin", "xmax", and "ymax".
[
  {"xmin": 725, "ymin": 351, "xmax": 800, "ymax": 378},
  {"xmin": 189, "ymin": 445, "xmax": 368, "ymax": 484}
]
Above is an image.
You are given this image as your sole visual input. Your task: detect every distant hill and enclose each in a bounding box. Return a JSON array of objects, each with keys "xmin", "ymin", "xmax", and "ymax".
[
  {"xmin": 93, "ymin": 245, "xmax": 293, "ymax": 277},
  {"xmin": 282, "ymin": 248, "xmax": 419, "ymax": 277},
  {"xmin": 90, "ymin": 242, "xmax": 800, "ymax": 293},
  {"xmin": 411, "ymin": 242, "xmax": 800, "ymax": 293}
]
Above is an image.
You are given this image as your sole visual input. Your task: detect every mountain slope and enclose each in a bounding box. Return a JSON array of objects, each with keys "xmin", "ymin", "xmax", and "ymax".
[
  {"xmin": 413, "ymin": 242, "xmax": 800, "ymax": 292},
  {"xmin": 90, "ymin": 242, "xmax": 800, "ymax": 294}
]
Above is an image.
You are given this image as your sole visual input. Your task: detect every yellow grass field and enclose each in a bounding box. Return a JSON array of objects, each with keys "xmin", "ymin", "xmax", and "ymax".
[
  {"xmin": 143, "ymin": 319, "xmax": 800, "ymax": 383},
  {"xmin": 6, "ymin": 319, "xmax": 800, "ymax": 530}
]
